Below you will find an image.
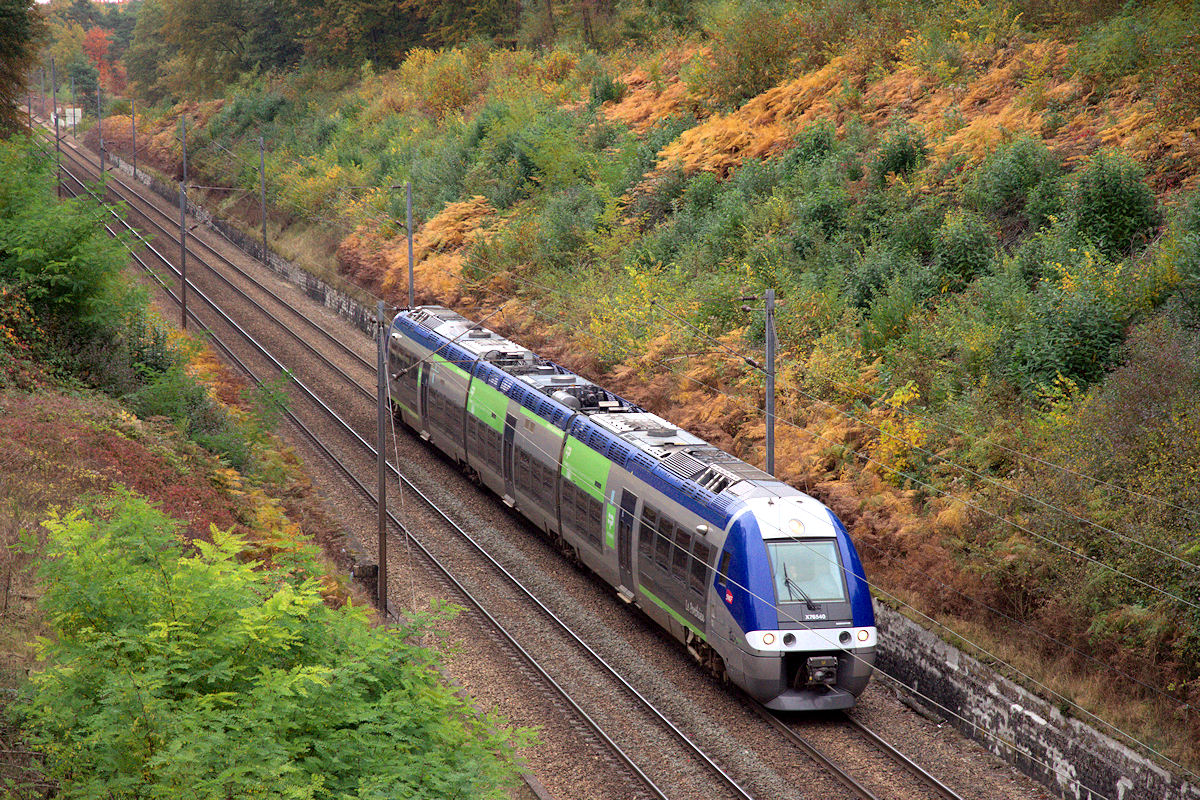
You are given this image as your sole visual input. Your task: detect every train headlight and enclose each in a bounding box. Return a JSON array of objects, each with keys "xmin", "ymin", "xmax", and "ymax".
[
  {"xmin": 782, "ymin": 633, "xmax": 795, "ymax": 646},
  {"xmin": 787, "ymin": 518, "xmax": 805, "ymax": 536},
  {"xmin": 857, "ymin": 629, "xmax": 870, "ymax": 642},
  {"xmin": 839, "ymin": 631, "xmax": 852, "ymax": 645},
  {"xmin": 762, "ymin": 632, "xmax": 776, "ymax": 646}
]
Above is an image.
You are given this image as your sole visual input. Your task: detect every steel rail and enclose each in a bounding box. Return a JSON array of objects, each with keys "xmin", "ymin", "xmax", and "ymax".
[
  {"xmin": 50, "ymin": 148, "xmax": 760, "ymax": 800},
  {"xmin": 842, "ymin": 713, "xmax": 965, "ymax": 800},
  {"xmin": 45, "ymin": 130, "xmax": 376, "ymax": 403},
  {"xmin": 49, "ymin": 157, "xmax": 674, "ymax": 800},
  {"xmin": 744, "ymin": 701, "xmax": 882, "ymax": 800},
  {"xmin": 47, "ymin": 125, "xmax": 377, "ymax": 379}
]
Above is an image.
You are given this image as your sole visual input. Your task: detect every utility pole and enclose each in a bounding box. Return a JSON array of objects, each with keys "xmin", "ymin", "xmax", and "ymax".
[
  {"xmin": 259, "ymin": 136, "xmax": 268, "ymax": 263},
  {"xmin": 179, "ymin": 115, "xmax": 188, "ymax": 330},
  {"xmin": 741, "ymin": 290, "xmax": 778, "ymax": 476},
  {"xmin": 765, "ymin": 288, "xmax": 776, "ymax": 477},
  {"xmin": 50, "ymin": 58, "xmax": 60, "ymax": 198},
  {"xmin": 376, "ymin": 301, "xmax": 389, "ymax": 614},
  {"xmin": 131, "ymin": 98, "xmax": 136, "ymax": 178},
  {"xmin": 69, "ymin": 74, "xmax": 76, "ymax": 138},
  {"xmin": 97, "ymin": 86, "xmax": 104, "ymax": 173},
  {"xmin": 39, "ymin": 68, "xmax": 44, "ymax": 118},
  {"xmin": 406, "ymin": 182, "xmax": 415, "ymax": 308},
  {"xmin": 26, "ymin": 72, "xmax": 31, "ymax": 130}
]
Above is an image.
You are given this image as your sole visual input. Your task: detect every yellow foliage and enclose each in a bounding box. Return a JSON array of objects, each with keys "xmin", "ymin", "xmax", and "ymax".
[
  {"xmin": 649, "ymin": 58, "xmax": 847, "ymax": 179},
  {"xmin": 379, "ymin": 196, "xmax": 497, "ymax": 302},
  {"xmin": 868, "ymin": 381, "xmax": 930, "ymax": 485}
]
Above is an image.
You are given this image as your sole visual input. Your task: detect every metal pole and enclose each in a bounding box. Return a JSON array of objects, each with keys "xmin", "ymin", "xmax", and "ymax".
[
  {"xmin": 179, "ymin": 184, "xmax": 188, "ymax": 330},
  {"xmin": 26, "ymin": 72, "xmax": 31, "ymax": 129},
  {"xmin": 69, "ymin": 74, "xmax": 76, "ymax": 138},
  {"xmin": 180, "ymin": 114, "xmax": 187, "ymax": 186},
  {"xmin": 51, "ymin": 58, "xmax": 60, "ymax": 198},
  {"xmin": 39, "ymin": 68, "xmax": 44, "ymax": 118},
  {"xmin": 376, "ymin": 301, "xmax": 389, "ymax": 613},
  {"xmin": 259, "ymin": 136, "xmax": 268, "ymax": 263},
  {"xmin": 406, "ymin": 181, "xmax": 414, "ymax": 308},
  {"xmin": 765, "ymin": 288, "xmax": 776, "ymax": 477},
  {"xmin": 97, "ymin": 86, "xmax": 104, "ymax": 173},
  {"xmin": 131, "ymin": 98, "xmax": 136, "ymax": 178}
]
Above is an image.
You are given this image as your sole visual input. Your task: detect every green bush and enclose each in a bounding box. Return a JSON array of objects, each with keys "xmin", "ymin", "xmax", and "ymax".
[
  {"xmin": 871, "ymin": 125, "xmax": 926, "ymax": 184},
  {"xmin": 966, "ymin": 136, "xmax": 1062, "ymax": 226},
  {"xmin": 1068, "ymin": 151, "xmax": 1159, "ymax": 258},
  {"xmin": 690, "ymin": 0, "xmax": 801, "ymax": 107},
  {"xmin": 1009, "ymin": 281, "xmax": 1124, "ymax": 393},
  {"xmin": 934, "ymin": 210, "xmax": 997, "ymax": 290},
  {"xmin": 845, "ymin": 243, "xmax": 919, "ymax": 309},
  {"xmin": 0, "ymin": 139, "xmax": 140, "ymax": 330},
  {"xmin": 537, "ymin": 185, "xmax": 605, "ymax": 268},
  {"xmin": 589, "ymin": 72, "xmax": 626, "ymax": 108},
  {"xmin": 1071, "ymin": 14, "xmax": 1149, "ymax": 93},
  {"xmin": 29, "ymin": 495, "xmax": 522, "ymax": 799}
]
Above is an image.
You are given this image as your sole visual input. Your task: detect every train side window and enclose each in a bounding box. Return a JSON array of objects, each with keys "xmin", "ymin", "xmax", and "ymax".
[
  {"xmin": 639, "ymin": 506, "xmax": 658, "ymax": 559},
  {"xmin": 716, "ymin": 551, "xmax": 732, "ymax": 588},
  {"xmin": 690, "ymin": 541, "xmax": 711, "ymax": 594},
  {"xmin": 671, "ymin": 526, "xmax": 690, "ymax": 582},
  {"xmin": 655, "ymin": 520, "xmax": 673, "ymax": 569}
]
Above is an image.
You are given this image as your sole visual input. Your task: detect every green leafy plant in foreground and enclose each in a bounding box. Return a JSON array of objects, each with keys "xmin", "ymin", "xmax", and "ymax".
[{"xmin": 27, "ymin": 494, "xmax": 523, "ymax": 799}]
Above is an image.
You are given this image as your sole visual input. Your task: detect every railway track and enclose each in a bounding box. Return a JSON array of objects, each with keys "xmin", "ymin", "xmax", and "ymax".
[{"xmin": 33, "ymin": 119, "xmax": 1026, "ymax": 800}]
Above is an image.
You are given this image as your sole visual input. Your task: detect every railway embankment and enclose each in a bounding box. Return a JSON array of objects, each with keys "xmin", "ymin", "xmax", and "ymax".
[
  {"xmin": 875, "ymin": 602, "xmax": 1199, "ymax": 800},
  {"xmin": 113, "ymin": 146, "xmax": 1196, "ymax": 800}
]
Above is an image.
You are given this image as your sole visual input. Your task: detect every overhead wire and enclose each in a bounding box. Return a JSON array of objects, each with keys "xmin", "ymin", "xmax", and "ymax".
[
  {"xmin": 646, "ymin": 296, "xmax": 1200, "ymax": 571},
  {"xmin": 38, "ymin": 132, "xmax": 1176, "ymax": 793},
  {"xmin": 437, "ymin": 270, "xmax": 1194, "ymax": 781},
  {"xmin": 452, "ymin": 259, "xmax": 1200, "ymax": 612}
]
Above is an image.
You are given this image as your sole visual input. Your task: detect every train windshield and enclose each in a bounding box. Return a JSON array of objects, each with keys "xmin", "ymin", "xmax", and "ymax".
[{"xmin": 766, "ymin": 539, "xmax": 847, "ymax": 605}]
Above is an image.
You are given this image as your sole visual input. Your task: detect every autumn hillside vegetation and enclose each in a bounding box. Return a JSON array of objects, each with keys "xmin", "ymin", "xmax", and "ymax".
[
  {"xmin": 31, "ymin": 0, "xmax": 1200, "ymax": 777},
  {"xmin": 0, "ymin": 137, "xmax": 523, "ymax": 797}
]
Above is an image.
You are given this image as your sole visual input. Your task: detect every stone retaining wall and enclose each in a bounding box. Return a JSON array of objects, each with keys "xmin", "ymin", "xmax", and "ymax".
[
  {"xmin": 875, "ymin": 602, "xmax": 1197, "ymax": 800},
  {"xmin": 109, "ymin": 151, "xmax": 1195, "ymax": 800}
]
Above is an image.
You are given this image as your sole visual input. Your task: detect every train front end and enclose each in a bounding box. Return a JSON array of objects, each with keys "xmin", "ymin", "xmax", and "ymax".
[{"xmin": 720, "ymin": 492, "xmax": 876, "ymax": 711}]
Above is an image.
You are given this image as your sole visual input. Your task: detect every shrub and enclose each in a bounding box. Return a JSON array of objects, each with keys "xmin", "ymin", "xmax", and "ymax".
[
  {"xmin": 690, "ymin": 1, "xmax": 801, "ymax": 107},
  {"xmin": 785, "ymin": 119, "xmax": 838, "ymax": 169},
  {"xmin": 1071, "ymin": 14, "xmax": 1149, "ymax": 93},
  {"xmin": 537, "ymin": 185, "xmax": 605, "ymax": 268},
  {"xmin": 966, "ymin": 136, "xmax": 1062, "ymax": 225},
  {"xmin": 871, "ymin": 125, "xmax": 926, "ymax": 184},
  {"xmin": 934, "ymin": 210, "xmax": 998, "ymax": 290},
  {"xmin": 589, "ymin": 72, "xmax": 626, "ymax": 108},
  {"xmin": 1008, "ymin": 281, "xmax": 1124, "ymax": 393},
  {"xmin": 1068, "ymin": 151, "xmax": 1159, "ymax": 258},
  {"xmin": 29, "ymin": 495, "xmax": 522, "ymax": 799},
  {"xmin": 0, "ymin": 140, "xmax": 140, "ymax": 330},
  {"xmin": 845, "ymin": 243, "xmax": 919, "ymax": 309}
]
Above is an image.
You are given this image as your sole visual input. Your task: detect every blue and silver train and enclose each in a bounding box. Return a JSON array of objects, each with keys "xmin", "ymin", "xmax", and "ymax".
[{"xmin": 387, "ymin": 306, "xmax": 876, "ymax": 710}]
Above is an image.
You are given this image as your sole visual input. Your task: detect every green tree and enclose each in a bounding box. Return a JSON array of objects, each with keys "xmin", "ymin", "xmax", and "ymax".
[
  {"xmin": 29, "ymin": 494, "xmax": 523, "ymax": 799},
  {"xmin": 124, "ymin": 0, "xmax": 176, "ymax": 103},
  {"xmin": 0, "ymin": 138, "xmax": 136, "ymax": 327},
  {"xmin": 0, "ymin": 0, "xmax": 45, "ymax": 136}
]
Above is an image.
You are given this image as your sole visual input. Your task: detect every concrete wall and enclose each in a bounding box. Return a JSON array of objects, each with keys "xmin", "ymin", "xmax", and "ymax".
[
  {"xmin": 109, "ymin": 151, "xmax": 1197, "ymax": 800},
  {"xmin": 875, "ymin": 602, "xmax": 1199, "ymax": 800}
]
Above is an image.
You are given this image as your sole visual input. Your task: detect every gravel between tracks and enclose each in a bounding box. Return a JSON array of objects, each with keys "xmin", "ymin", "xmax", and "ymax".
[{"xmin": 61, "ymin": 133, "xmax": 1056, "ymax": 800}]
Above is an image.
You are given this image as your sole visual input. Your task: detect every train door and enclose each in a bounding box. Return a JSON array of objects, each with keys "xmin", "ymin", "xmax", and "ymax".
[
  {"xmin": 617, "ymin": 489, "xmax": 638, "ymax": 591},
  {"xmin": 417, "ymin": 362, "xmax": 429, "ymax": 433},
  {"xmin": 502, "ymin": 413, "xmax": 517, "ymax": 500}
]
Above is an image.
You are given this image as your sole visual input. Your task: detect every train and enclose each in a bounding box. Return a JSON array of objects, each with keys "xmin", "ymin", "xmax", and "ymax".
[{"xmin": 386, "ymin": 305, "xmax": 876, "ymax": 711}]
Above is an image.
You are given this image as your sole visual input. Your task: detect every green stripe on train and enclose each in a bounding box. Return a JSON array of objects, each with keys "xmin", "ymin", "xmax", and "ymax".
[
  {"xmin": 466, "ymin": 380, "xmax": 506, "ymax": 433},
  {"xmin": 561, "ymin": 436, "xmax": 609, "ymax": 501},
  {"xmin": 519, "ymin": 406, "xmax": 564, "ymax": 438},
  {"xmin": 639, "ymin": 585, "xmax": 706, "ymax": 641},
  {"xmin": 430, "ymin": 354, "xmax": 470, "ymax": 380}
]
